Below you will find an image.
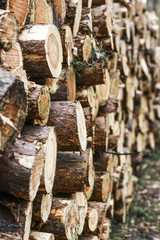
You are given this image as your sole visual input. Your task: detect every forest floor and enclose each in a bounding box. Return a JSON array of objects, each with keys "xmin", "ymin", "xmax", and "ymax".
[{"xmin": 110, "ymin": 147, "xmax": 160, "ymax": 240}]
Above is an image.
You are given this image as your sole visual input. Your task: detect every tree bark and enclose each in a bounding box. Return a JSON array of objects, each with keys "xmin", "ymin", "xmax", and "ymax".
[
  {"xmin": 94, "ymin": 116, "xmax": 106, "ymax": 152},
  {"xmin": 83, "ymin": 107, "xmax": 93, "ymax": 137},
  {"xmin": 47, "ymin": 101, "xmax": 87, "ymax": 151},
  {"xmin": 0, "ymin": 68, "xmax": 27, "ymax": 152},
  {"xmin": 80, "ymin": 8, "xmax": 93, "ymax": 34},
  {"xmin": 19, "ymin": 24, "xmax": 63, "ymax": 79}
]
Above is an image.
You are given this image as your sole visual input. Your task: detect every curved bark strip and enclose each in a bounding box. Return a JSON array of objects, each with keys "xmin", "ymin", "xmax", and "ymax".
[
  {"xmin": 60, "ymin": 25, "xmax": 73, "ymax": 65},
  {"xmin": 48, "ymin": 101, "xmax": 87, "ymax": 151},
  {"xmin": 8, "ymin": 0, "xmax": 30, "ymax": 28},
  {"xmin": 40, "ymin": 198, "xmax": 79, "ymax": 240},
  {"xmin": 0, "ymin": 10, "xmax": 19, "ymax": 51},
  {"xmin": 30, "ymin": 232, "xmax": 55, "ymax": 240},
  {"xmin": 66, "ymin": 0, "xmax": 82, "ymax": 36},
  {"xmin": 22, "ymin": 126, "xmax": 57, "ymax": 194},
  {"xmin": 74, "ymin": 35, "xmax": 92, "ymax": 62},
  {"xmin": 53, "ymin": 149, "xmax": 92, "ymax": 193},
  {"xmin": 0, "ymin": 68, "xmax": 27, "ymax": 152},
  {"xmin": 19, "ymin": 24, "xmax": 63, "ymax": 79},
  {"xmin": 0, "ymin": 194, "xmax": 32, "ymax": 240},
  {"xmin": 27, "ymin": 82, "xmax": 51, "ymax": 124},
  {"xmin": 32, "ymin": 192, "xmax": 52, "ymax": 223},
  {"xmin": 51, "ymin": 65, "xmax": 76, "ymax": 102}
]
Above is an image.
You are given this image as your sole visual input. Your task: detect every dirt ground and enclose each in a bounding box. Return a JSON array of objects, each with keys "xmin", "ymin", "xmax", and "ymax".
[{"xmin": 110, "ymin": 149, "xmax": 160, "ymax": 240}]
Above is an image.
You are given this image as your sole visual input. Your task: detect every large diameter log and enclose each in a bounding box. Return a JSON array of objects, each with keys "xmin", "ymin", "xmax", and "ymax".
[
  {"xmin": 51, "ymin": 65, "xmax": 76, "ymax": 102},
  {"xmin": 53, "ymin": 149, "xmax": 93, "ymax": 193},
  {"xmin": 0, "ymin": 193, "xmax": 33, "ymax": 240},
  {"xmin": 72, "ymin": 192, "xmax": 88, "ymax": 235},
  {"xmin": 76, "ymin": 60, "xmax": 106, "ymax": 86},
  {"xmin": 22, "ymin": 126, "xmax": 57, "ymax": 193},
  {"xmin": 0, "ymin": 68, "xmax": 27, "ymax": 152},
  {"xmin": 83, "ymin": 207, "xmax": 98, "ymax": 233},
  {"xmin": 0, "ymin": 127, "xmax": 50, "ymax": 201},
  {"xmin": 94, "ymin": 116, "xmax": 106, "ymax": 152},
  {"xmin": 0, "ymin": 10, "xmax": 19, "ymax": 51},
  {"xmin": 32, "ymin": 192, "xmax": 52, "ymax": 223},
  {"xmin": 48, "ymin": 101, "xmax": 87, "ymax": 151},
  {"xmin": 60, "ymin": 25, "xmax": 73, "ymax": 65},
  {"xmin": 19, "ymin": 24, "xmax": 63, "ymax": 79},
  {"xmin": 90, "ymin": 172, "xmax": 111, "ymax": 202},
  {"xmin": 27, "ymin": 82, "xmax": 51, "ymax": 124},
  {"xmin": 66, "ymin": 0, "xmax": 82, "ymax": 36},
  {"xmin": 40, "ymin": 198, "xmax": 79, "ymax": 240},
  {"xmin": 30, "ymin": 232, "xmax": 55, "ymax": 240}
]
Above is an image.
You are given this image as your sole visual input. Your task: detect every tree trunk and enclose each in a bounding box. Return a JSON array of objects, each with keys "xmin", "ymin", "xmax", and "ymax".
[
  {"xmin": 0, "ymin": 193, "xmax": 32, "ymax": 240},
  {"xmin": 19, "ymin": 24, "xmax": 63, "ymax": 79},
  {"xmin": 0, "ymin": 10, "xmax": 19, "ymax": 51},
  {"xmin": 0, "ymin": 68, "xmax": 27, "ymax": 152},
  {"xmin": 47, "ymin": 101, "xmax": 87, "ymax": 151}
]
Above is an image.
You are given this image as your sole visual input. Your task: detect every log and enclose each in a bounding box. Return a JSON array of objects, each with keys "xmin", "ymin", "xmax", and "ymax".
[
  {"xmin": 99, "ymin": 95, "xmax": 119, "ymax": 114},
  {"xmin": 22, "ymin": 126, "xmax": 57, "ymax": 194},
  {"xmin": 0, "ymin": 68, "xmax": 27, "ymax": 152},
  {"xmin": 72, "ymin": 192, "xmax": 88, "ymax": 235},
  {"xmin": 51, "ymin": 65, "xmax": 76, "ymax": 102},
  {"xmin": 0, "ymin": 233, "xmax": 21, "ymax": 239},
  {"xmin": 79, "ymin": 237, "xmax": 99, "ymax": 240},
  {"xmin": 100, "ymin": 218, "xmax": 110, "ymax": 240},
  {"xmin": 82, "ymin": 0, "xmax": 92, "ymax": 8},
  {"xmin": 40, "ymin": 198, "xmax": 79, "ymax": 240},
  {"xmin": 76, "ymin": 86, "xmax": 95, "ymax": 108},
  {"xmin": 30, "ymin": 232, "xmax": 55, "ymax": 240},
  {"xmin": 65, "ymin": 0, "xmax": 82, "ymax": 36},
  {"xmin": 53, "ymin": 149, "xmax": 93, "ymax": 193},
  {"xmin": 47, "ymin": 101, "xmax": 87, "ymax": 151},
  {"xmin": 76, "ymin": 60, "xmax": 106, "ymax": 87},
  {"xmin": 0, "ymin": 127, "xmax": 48, "ymax": 201},
  {"xmin": 83, "ymin": 207, "xmax": 98, "ymax": 233},
  {"xmin": 19, "ymin": 24, "xmax": 63, "ymax": 79},
  {"xmin": 0, "ymin": 10, "xmax": 19, "ymax": 51},
  {"xmin": 80, "ymin": 7, "xmax": 92, "ymax": 34},
  {"xmin": 27, "ymin": 82, "xmax": 51, "ymax": 124},
  {"xmin": 32, "ymin": 192, "xmax": 52, "ymax": 223},
  {"xmin": 94, "ymin": 116, "xmax": 106, "ymax": 152},
  {"xmin": 90, "ymin": 172, "xmax": 111, "ymax": 202},
  {"xmin": 93, "ymin": 153, "xmax": 113, "ymax": 174},
  {"xmin": 0, "ymin": 193, "xmax": 32, "ymax": 240},
  {"xmin": 83, "ymin": 107, "xmax": 93, "ymax": 137},
  {"xmin": 60, "ymin": 25, "xmax": 73, "ymax": 65}
]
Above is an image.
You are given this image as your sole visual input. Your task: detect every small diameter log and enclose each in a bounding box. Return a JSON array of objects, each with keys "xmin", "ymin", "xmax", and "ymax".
[
  {"xmin": 65, "ymin": 0, "xmax": 82, "ymax": 36},
  {"xmin": 76, "ymin": 86, "xmax": 95, "ymax": 108},
  {"xmin": 80, "ymin": 7, "xmax": 92, "ymax": 34},
  {"xmin": 76, "ymin": 60, "xmax": 106, "ymax": 87},
  {"xmin": 83, "ymin": 107, "xmax": 93, "ymax": 137},
  {"xmin": 19, "ymin": 24, "xmax": 63, "ymax": 79},
  {"xmin": 83, "ymin": 207, "xmax": 98, "ymax": 233},
  {"xmin": 93, "ymin": 153, "xmax": 113, "ymax": 174},
  {"xmin": 0, "ymin": 233, "xmax": 21, "ymax": 239},
  {"xmin": 0, "ymin": 127, "xmax": 50, "ymax": 201},
  {"xmin": 40, "ymin": 198, "xmax": 79, "ymax": 240},
  {"xmin": 88, "ymin": 202, "xmax": 107, "ymax": 235},
  {"xmin": 94, "ymin": 116, "xmax": 106, "ymax": 152},
  {"xmin": 72, "ymin": 192, "xmax": 88, "ymax": 235},
  {"xmin": 0, "ymin": 68, "xmax": 27, "ymax": 152},
  {"xmin": 60, "ymin": 25, "xmax": 73, "ymax": 65},
  {"xmin": 74, "ymin": 35, "xmax": 92, "ymax": 62},
  {"xmin": 51, "ymin": 65, "xmax": 76, "ymax": 102},
  {"xmin": 32, "ymin": 192, "xmax": 52, "ymax": 223},
  {"xmin": 100, "ymin": 218, "xmax": 110, "ymax": 240},
  {"xmin": 53, "ymin": 149, "xmax": 93, "ymax": 193},
  {"xmin": 51, "ymin": 0, "xmax": 66, "ymax": 27},
  {"xmin": 22, "ymin": 126, "xmax": 57, "ymax": 194},
  {"xmin": 30, "ymin": 232, "xmax": 55, "ymax": 240},
  {"xmin": 0, "ymin": 193, "xmax": 33, "ymax": 240},
  {"xmin": 99, "ymin": 95, "xmax": 119, "ymax": 114},
  {"xmin": 48, "ymin": 101, "xmax": 87, "ymax": 151},
  {"xmin": 92, "ymin": 5, "xmax": 112, "ymax": 37},
  {"xmin": 0, "ymin": 42, "xmax": 23, "ymax": 70},
  {"xmin": 0, "ymin": 10, "xmax": 19, "ymax": 51},
  {"xmin": 27, "ymin": 82, "xmax": 51, "ymax": 124},
  {"xmin": 90, "ymin": 172, "xmax": 111, "ymax": 203}
]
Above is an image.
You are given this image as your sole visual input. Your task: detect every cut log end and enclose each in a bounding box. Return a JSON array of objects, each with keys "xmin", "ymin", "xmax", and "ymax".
[{"xmin": 88, "ymin": 209, "xmax": 99, "ymax": 232}]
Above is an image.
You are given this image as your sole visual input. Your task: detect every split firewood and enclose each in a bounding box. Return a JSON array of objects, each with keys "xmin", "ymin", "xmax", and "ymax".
[
  {"xmin": 19, "ymin": 24, "xmax": 63, "ymax": 79},
  {"xmin": 51, "ymin": 65, "xmax": 76, "ymax": 102},
  {"xmin": 0, "ymin": 10, "xmax": 19, "ymax": 51},
  {"xmin": 65, "ymin": 0, "xmax": 82, "ymax": 36},
  {"xmin": 32, "ymin": 192, "xmax": 53, "ymax": 223},
  {"xmin": 53, "ymin": 149, "xmax": 93, "ymax": 193},
  {"xmin": 27, "ymin": 82, "xmax": 51, "ymax": 125},
  {"xmin": 0, "ymin": 68, "xmax": 27, "ymax": 152},
  {"xmin": 0, "ymin": 193, "xmax": 32, "ymax": 240},
  {"xmin": 48, "ymin": 101, "xmax": 87, "ymax": 151},
  {"xmin": 39, "ymin": 198, "xmax": 79, "ymax": 240},
  {"xmin": 30, "ymin": 232, "xmax": 55, "ymax": 240}
]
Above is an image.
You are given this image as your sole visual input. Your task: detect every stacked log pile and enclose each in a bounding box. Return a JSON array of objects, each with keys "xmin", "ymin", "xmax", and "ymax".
[{"xmin": 0, "ymin": 0, "xmax": 159, "ymax": 239}]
